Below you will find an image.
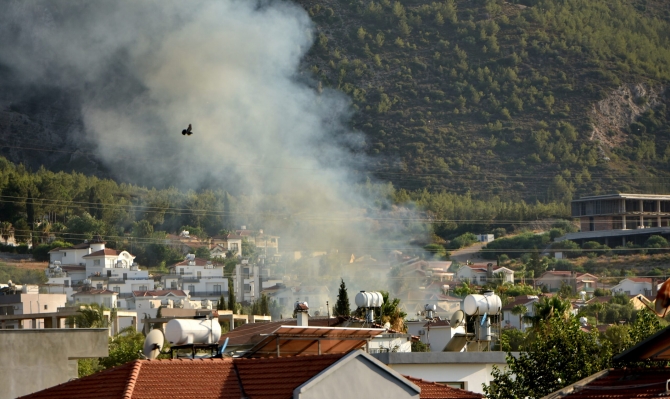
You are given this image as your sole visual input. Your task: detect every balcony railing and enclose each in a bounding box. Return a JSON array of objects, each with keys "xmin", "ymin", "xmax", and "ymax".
[{"xmin": 188, "ymin": 291, "xmax": 228, "ymax": 297}]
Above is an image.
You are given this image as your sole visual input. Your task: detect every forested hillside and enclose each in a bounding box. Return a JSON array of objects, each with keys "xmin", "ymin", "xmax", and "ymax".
[
  {"xmin": 0, "ymin": 157, "xmax": 569, "ymax": 262},
  {"xmin": 297, "ymin": 0, "xmax": 670, "ymax": 199}
]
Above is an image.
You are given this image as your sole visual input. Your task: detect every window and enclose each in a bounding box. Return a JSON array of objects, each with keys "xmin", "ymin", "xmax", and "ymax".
[
  {"xmin": 439, "ymin": 382, "xmax": 465, "ymax": 389},
  {"xmin": 231, "ymin": 243, "xmax": 239, "ymax": 251},
  {"xmin": 113, "ymin": 286, "xmax": 120, "ymax": 293},
  {"xmin": 479, "ymin": 276, "xmax": 487, "ymax": 282},
  {"xmin": 171, "ymin": 281, "xmax": 177, "ymax": 289},
  {"xmin": 244, "ymin": 284, "xmax": 251, "ymax": 292},
  {"xmin": 180, "ymin": 268, "xmax": 184, "ymax": 275},
  {"xmin": 63, "ymin": 252, "xmax": 67, "ymax": 257},
  {"xmin": 197, "ymin": 271, "xmax": 201, "ymax": 279},
  {"xmin": 94, "ymin": 260, "xmax": 101, "ymax": 266},
  {"xmin": 213, "ymin": 285, "xmax": 222, "ymax": 294},
  {"xmin": 44, "ymin": 305, "xmax": 48, "ymax": 310},
  {"xmin": 188, "ymin": 285, "xmax": 195, "ymax": 292},
  {"xmin": 96, "ymin": 284, "xmax": 103, "ymax": 289},
  {"xmin": 139, "ymin": 285, "xmax": 148, "ymax": 291},
  {"xmin": 64, "ymin": 280, "xmax": 70, "ymax": 288}
]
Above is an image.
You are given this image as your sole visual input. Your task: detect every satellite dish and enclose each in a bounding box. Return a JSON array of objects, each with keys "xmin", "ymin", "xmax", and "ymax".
[
  {"xmin": 450, "ymin": 310, "xmax": 465, "ymax": 327},
  {"xmin": 143, "ymin": 329, "xmax": 165, "ymax": 360}
]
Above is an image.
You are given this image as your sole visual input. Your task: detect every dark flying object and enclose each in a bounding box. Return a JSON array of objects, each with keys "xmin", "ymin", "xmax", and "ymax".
[{"xmin": 182, "ymin": 124, "xmax": 193, "ymax": 136}]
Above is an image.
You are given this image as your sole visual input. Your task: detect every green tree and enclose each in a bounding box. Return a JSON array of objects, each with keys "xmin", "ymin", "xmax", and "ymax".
[
  {"xmin": 380, "ymin": 290, "xmax": 406, "ymax": 332},
  {"xmin": 227, "ymin": 279, "xmax": 236, "ymax": 311},
  {"xmin": 0, "ymin": 221, "xmax": 12, "ymax": 244},
  {"xmin": 71, "ymin": 303, "xmax": 109, "ymax": 328},
  {"xmin": 98, "ymin": 327, "xmax": 145, "ymax": 370},
  {"xmin": 334, "ymin": 279, "xmax": 350, "ymax": 316},
  {"xmin": 194, "ymin": 246, "xmax": 211, "ymax": 260},
  {"xmin": 484, "ymin": 316, "xmax": 612, "ymax": 398},
  {"xmin": 524, "ymin": 296, "xmax": 571, "ymax": 327},
  {"xmin": 217, "ymin": 294, "xmax": 226, "ymax": 310},
  {"xmin": 511, "ymin": 304, "xmax": 527, "ymax": 330}
]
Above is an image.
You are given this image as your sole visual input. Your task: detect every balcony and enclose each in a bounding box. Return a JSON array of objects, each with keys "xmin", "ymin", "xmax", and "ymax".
[{"xmin": 188, "ymin": 291, "xmax": 228, "ymax": 297}]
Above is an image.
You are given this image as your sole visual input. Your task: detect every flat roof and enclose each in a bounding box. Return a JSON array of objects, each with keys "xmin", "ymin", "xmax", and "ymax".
[
  {"xmin": 573, "ymin": 193, "xmax": 670, "ymax": 202},
  {"xmin": 556, "ymin": 227, "xmax": 670, "ymax": 242}
]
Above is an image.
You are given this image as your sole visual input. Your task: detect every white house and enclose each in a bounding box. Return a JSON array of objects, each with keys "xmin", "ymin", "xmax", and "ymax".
[
  {"xmin": 501, "ymin": 295, "xmax": 539, "ymax": 332},
  {"xmin": 165, "ymin": 255, "xmax": 228, "ymax": 304},
  {"xmin": 49, "ymin": 236, "xmax": 107, "ymax": 267},
  {"xmin": 477, "ymin": 234, "xmax": 494, "ymax": 243},
  {"xmin": 0, "ymin": 285, "xmax": 67, "ymax": 329},
  {"xmin": 71, "ymin": 289, "xmax": 118, "ymax": 309},
  {"xmin": 83, "ymin": 248, "xmax": 136, "ymax": 278},
  {"xmin": 127, "ymin": 290, "xmax": 189, "ymax": 318},
  {"xmin": 611, "ymin": 277, "xmax": 659, "ymax": 296},
  {"xmin": 406, "ymin": 319, "xmax": 466, "ymax": 352},
  {"xmin": 235, "ymin": 260, "xmax": 283, "ymax": 303},
  {"xmin": 372, "ymin": 351, "xmax": 511, "ymax": 394},
  {"xmin": 456, "ymin": 264, "xmax": 514, "ymax": 284}
]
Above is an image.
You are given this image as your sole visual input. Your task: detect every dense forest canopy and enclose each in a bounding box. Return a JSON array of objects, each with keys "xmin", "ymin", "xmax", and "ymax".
[
  {"xmin": 297, "ymin": 0, "xmax": 670, "ymax": 198},
  {"xmin": 0, "ymin": 156, "xmax": 569, "ymax": 265}
]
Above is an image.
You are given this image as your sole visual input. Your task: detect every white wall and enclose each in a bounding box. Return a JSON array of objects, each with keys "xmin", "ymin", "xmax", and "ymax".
[{"xmin": 385, "ymin": 362, "xmax": 503, "ymax": 394}]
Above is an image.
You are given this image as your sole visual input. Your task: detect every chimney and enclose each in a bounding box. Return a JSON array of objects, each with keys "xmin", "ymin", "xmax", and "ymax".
[{"xmin": 295, "ymin": 301, "xmax": 309, "ymax": 327}]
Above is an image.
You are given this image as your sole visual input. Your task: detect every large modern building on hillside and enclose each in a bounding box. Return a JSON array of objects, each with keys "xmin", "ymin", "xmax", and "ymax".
[{"xmin": 559, "ymin": 193, "xmax": 670, "ymax": 245}]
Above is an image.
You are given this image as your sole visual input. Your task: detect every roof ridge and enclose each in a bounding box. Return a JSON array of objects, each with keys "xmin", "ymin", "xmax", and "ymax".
[{"xmin": 122, "ymin": 360, "xmax": 142, "ymax": 399}]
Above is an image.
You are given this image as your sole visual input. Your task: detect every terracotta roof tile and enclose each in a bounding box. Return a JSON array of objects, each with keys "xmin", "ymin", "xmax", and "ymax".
[
  {"xmin": 133, "ymin": 290, "xmax": 187, "ymax": 297},
  {"xmin": 626, "ymin": 277, "xmax": 652, "ymax": 283},
  {"xmin": 555, "ymin": 368, "xmax": 670, "ymax": 398},
  {"xmin": 405, "ymin": 376, "xmax": 484, "ymax": 398},
  {"xmin": 235, "ymin": 354, "xmax": 344, "ymax": 398},
  {"xmin": 83, "ymin": 248, "xmax": 127, "ymax": 258}
]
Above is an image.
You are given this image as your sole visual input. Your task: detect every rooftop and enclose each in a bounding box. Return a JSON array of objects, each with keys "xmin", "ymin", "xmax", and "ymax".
[
  {"xmin": 132, "ymin": 290, "xmax": 187, "ymax": 297},
  {"xmin": 83, "ymin": 249, "xmax": 126, "ymax": 258},
  {"xmin": 573, "ymin": 193, "xmax": 670, "ymax": 202},
  {"xmin": 19, "ymin": 352, "xmax": 470, "ymax": 399},
  {"xmin": 541, "ymin": 368, "xmax": 670, "ymax": 399}
]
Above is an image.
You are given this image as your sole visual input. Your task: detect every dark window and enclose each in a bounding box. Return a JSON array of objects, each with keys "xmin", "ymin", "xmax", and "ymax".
[{"xmin": 589, "ymin": 217, "xmax": 595, "ymax": 231}]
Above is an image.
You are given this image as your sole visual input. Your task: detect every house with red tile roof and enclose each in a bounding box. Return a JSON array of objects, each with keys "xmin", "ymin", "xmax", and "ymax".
[
  {"xmin": 17, "ymin": 350, "xmax": 479, "ymax": 399},
  {"xmin": 611, "ymin": 277, "xmax": 660, "ymax": 296},
  {"xmin": 536, "ymin": 271, "xmax": 598, "ymax": 292},
  {"xmin": 456, "ymin": 264, "xmax": 514, "ymax": 285}
]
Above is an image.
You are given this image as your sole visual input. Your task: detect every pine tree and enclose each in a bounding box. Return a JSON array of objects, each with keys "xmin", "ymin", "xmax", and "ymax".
[
  {"xmin": 227, "ymin": 280, "xmax": 236, "ymax": 311},
  {"xmin": 260, "ymin": 294, "xmax": 269, "ymax": 316},
  {"xmin": 334, "ymin": 279, "xmax": 350, "ymax": 316},
  {"xmin": 217, "ymin": 294, "xmax": 226, "ymax": 310}
]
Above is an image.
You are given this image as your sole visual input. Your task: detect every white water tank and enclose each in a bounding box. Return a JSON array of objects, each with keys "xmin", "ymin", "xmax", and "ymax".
[
  {"xmin": 355, "ymin": 291, "xmax": 384, "ymax": 308},
  {"xmin": 165, "ymin": 319, "xmax": 221, "ymax": 345},
  {"xmin": 463, "ymin": 293, "xmax": 502, "ymax": 315}
]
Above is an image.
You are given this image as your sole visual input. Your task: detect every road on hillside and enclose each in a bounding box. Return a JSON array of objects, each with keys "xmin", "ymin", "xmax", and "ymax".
[{"xmin": 449, "ymin": 242, "xmax": 487, "ymax": 264}]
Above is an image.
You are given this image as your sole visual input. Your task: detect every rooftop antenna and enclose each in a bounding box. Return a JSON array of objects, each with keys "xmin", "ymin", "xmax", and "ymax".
[{"xmin": 142, "ymin": 329, "xmax": 165, "ymax": 360}]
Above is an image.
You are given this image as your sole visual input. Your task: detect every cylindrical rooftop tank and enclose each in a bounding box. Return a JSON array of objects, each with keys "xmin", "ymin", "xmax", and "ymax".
[
  {"xmin": 165, "ymin": 319, "xmax": 221, "ymax": 345},
  {"xmin": 355, "ymin": 291, "xmax": 384, "ymax": 308},
  {"xmin": 463, "ymin": 293, "xmax": 502, "ymax": 315}
]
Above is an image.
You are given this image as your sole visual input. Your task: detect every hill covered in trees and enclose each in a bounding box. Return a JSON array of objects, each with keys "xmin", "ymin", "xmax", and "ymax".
[{"xmin": 296, "ymin": 0, "xmax": 670, "ymax": 200}]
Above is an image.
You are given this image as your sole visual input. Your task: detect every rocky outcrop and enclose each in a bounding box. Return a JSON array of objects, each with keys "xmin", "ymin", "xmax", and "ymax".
[{"xmin": 590, "ymin": 83, "xmax": 664, "ymax": 151}]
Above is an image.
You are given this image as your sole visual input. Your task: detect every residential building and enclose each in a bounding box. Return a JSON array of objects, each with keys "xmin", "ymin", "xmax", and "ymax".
[
  {"xmin": 210, "ymin": 233, "xmax": 243, "ymax": 257},
  {"xmin": 477, "ymin": 234, "xmax": 494, "ymax": 243},
  {"xmin": 165, "ymin": 255, "xmax": 228, "ymax": 303},
  {"xmin": 126, "ymin": 290, "xmax": 189, "ymax": 316},
  {"xmin": 501, "ymin": 295, "xmax": 539, "ymax": 331},
  {"xmin": 406, "ymin": 319, "xmax": 466, "ymax": 352},
  {"xmin": 372, "ymin": 352, "xmax": 512, "ymax": 394},
  {"xmin": 456, "ymin": 264, "xmax": 514, "ymax": 285},
  {"xmin": 235, "ymin": 260, "xmax": 282, "ymax": 303},
  {"xmin": 19, "ymin": 351, "xmax": 483, "ymax": 399},
  {"xmin": 536, "ymin": 271, "xmax": 598, "ymax": 292},
  {"xmin": 71, "ymin": 289, "xmax": 118, "ymax": 309},
  {"xmin": 236, "ymin": 227, "xmax": 280, "ymax": 255},
  {"xmin": 0, "ymin": 328, "xmax": 108, "ymax": 399},
  {"xmin": 0, "ymin": 285, "xmax": 67, "ymax": 329},
  {"xmin": 561, "ymin": 193, "xmax": 670, "ymax": 245},
  {"xmin": 611, "ymin": 277, "xmax": 659, "ymax": 296},
  {"xmin": 43, "ymin": 262, "xmax": 74, "ymax": 298}
]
